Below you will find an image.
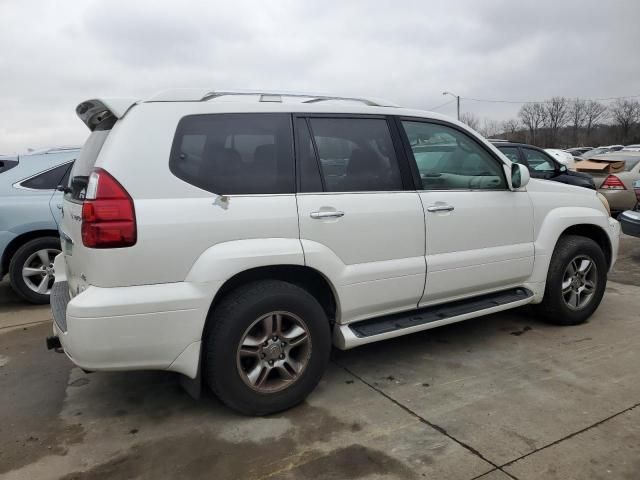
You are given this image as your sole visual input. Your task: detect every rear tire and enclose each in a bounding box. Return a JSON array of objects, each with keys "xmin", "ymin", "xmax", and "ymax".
[
  {"xmin": 204, "ymin": 280, "xmax": 331, "ymax": 415},
  {"xmin": 9, "ymin": 237, "xmax": 61, "ymax": 304},
  {"xmin": 534, "ymin": 235, "xmax": 607, "ymax": 325}
]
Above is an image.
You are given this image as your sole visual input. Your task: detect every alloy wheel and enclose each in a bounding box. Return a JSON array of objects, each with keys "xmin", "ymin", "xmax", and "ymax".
[
  {"xmin": 21, "ymin": 248, "xmax": 60, "ymax": 295},
  {"xmin": 561, "ymin": 255, "xmax": 597, "ymax": 310},
  {"xmin": 236, "ymin": 311, "xmax": 312, "ymax": 393}
]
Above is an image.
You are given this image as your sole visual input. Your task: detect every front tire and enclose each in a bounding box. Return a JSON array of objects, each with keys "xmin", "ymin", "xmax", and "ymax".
[
  {"xmin": 204, "ymin": 280, "xmax": 331, "ymax": 415},
  {"xmin": 9, "ymin": 237, "xmax": 61, "ymax": 304},
  {"xmin": 534, "ymin": 235, "xmax": 607, "ymax": 325}
]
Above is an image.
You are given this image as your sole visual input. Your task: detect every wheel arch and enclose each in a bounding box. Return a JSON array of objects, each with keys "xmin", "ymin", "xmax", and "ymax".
[
  {"xmin": 205, "ymin": 264, "xmax": 339, "ymax": 330},
  {"xmin": 1, "ymin": 229, "xmax": 60, "ymax": 276},
  {"xmin": 559, "ymin": 224, "xmax": 612, "ymax": 269}
]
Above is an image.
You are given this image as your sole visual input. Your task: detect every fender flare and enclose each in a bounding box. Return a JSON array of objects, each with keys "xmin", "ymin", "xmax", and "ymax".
[{"xmin": 529, "ymin": 207, "xmax": 612, "ymax": 284}]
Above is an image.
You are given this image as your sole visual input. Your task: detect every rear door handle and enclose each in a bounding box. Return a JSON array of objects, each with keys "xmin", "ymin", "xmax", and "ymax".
[
  {"xmin": 310, "ymin": 211, "xmax": 345, "ymax": 219},
  {"xmin": 426, "ymin": 204, "xmax": 454, "ymax": 213}
]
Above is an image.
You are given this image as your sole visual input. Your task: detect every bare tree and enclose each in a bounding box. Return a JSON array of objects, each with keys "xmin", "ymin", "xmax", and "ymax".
[
  {"xmin": 568, "ymin": 98, "xmax": 586, "ymax": 146},
  {"xmin": 609, "ymin": 98, "xmax": 640, "ymax": 142},
  {"xmin": 583, "ymin": 100, "xmax": 608, "ymax": 142},
  {"xmin": 544, "ymin": 97, "xmax": 570, "ymax": 146},
  {"xmin": 501, "ymin": 118, "xmax": 520, "ymax": 134},
  {"xmin": 479, "ymin": 118, "xmax": 501, "ymax": 138},
  {"xmin": 518, "ymin": 103, "xmax": 546, "ymax": 144},
  {"xmin": 460, "ymin": 112, "xmax": 480, "ymax": 131}
]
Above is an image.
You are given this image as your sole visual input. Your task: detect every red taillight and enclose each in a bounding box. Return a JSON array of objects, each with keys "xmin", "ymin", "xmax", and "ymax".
[
  {"xmin": 600, "ymin": 175, "xmax": 626, "ymax": 190},
  {"xmin": 81, "ymin": 168, "xmax": 136, "ymax": 248},
  {"xmin": 634, "ymin": 185, "xmax": 640, "ymax": 202}
]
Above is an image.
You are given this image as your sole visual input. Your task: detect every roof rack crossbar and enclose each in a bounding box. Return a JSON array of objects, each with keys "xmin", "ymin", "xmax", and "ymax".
[{"xmin": 201, "ymin": 89, "xmax": 399, "ymax": 107}]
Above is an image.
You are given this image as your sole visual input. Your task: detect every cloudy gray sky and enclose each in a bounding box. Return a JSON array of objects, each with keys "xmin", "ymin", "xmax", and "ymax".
[{"xmin": 1, "ymin": 0, "xmax": 639, "ymax": 153}]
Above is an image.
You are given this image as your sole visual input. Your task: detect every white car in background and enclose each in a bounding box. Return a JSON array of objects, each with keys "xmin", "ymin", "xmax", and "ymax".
[{"xmin": 545, "ymin": 149, "xmax": 576, "ymax": 170}]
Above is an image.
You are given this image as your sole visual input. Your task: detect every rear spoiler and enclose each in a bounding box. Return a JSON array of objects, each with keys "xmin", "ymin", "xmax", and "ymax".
[{"xmin": 76, "ymin": 98, "xmax": 137, "ymax": 131}]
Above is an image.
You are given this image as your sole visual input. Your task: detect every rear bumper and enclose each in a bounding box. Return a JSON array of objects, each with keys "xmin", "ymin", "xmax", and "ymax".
[
  {"xmin": 599, "ymin": 189, "xmax": 637, "ymax": 213},
  {"xmin": 50, "ymin": 254, "xmax": 215, "ymax": 378},
  {"xmin": 620, "ymin": 210, "xmax": 640, "ymax": 237}
]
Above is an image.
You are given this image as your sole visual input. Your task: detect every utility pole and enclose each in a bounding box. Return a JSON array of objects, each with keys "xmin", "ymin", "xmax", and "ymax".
[{"xmin": 442, "ymin": 91, "xmax": 460, "ymax": 120}]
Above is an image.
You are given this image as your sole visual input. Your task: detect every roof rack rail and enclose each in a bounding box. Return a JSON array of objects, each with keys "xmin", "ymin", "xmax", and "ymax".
[{"xmin": 200, "ymin": 89, "xmax": 400, "ymax": 107}]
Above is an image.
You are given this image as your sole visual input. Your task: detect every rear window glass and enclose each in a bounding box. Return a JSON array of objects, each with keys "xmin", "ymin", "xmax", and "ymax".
[
  {"xmin": 623, "ymin": 159, "xmax": 640, "ymax": 171},
  {"xmin": 20, "ymin": 162, "xmax": 73, "ymax": 190},
  {"xmin": 169, "ymin": 113, "xmax": 294, "ymax": 195}
]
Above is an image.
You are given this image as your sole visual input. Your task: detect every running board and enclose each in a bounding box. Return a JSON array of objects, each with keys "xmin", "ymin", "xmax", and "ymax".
[{"xmin": 334, "ymin": 288, "xmax": 533, "ymax": 349}]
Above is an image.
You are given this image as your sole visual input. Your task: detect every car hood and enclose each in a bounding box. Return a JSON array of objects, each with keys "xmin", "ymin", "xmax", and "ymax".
[{"xmin": 564, "ymin": 170, "xmax": 594, "ymax": 181}]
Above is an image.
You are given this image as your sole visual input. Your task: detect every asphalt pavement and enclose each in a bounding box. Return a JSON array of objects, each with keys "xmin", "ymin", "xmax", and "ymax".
[{"xmin": 1, "ymin": 236, "xmax": 638, "ymax": 479}]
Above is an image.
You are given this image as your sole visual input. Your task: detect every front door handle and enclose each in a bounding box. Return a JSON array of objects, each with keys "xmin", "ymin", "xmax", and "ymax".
[
  {"xmin": 426, "ymin": 204, "xmax": 454, "ymax": 213},
  {"xmin": 310, "ymin": 211, "xmax": 345, "ymax": 219}
]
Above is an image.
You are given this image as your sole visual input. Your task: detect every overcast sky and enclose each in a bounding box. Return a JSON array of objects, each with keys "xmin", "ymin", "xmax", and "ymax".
[{"xmin": 1, "ymin": 0, "xmax": 639, "ymax": 153}]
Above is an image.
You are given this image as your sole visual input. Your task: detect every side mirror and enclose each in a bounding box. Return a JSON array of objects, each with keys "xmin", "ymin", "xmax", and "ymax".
[{"xmin": 511, "ymin": 163, "xmax": 530, "ymax": 189}]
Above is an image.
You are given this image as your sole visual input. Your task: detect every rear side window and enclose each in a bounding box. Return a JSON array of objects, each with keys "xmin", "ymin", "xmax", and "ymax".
[
  {"xmin": 306, "ymin": 117, "xmax": 402, "ymax": 192},
  {"xmin": 20, "ymin": 162, "xmax": 73, "ymax": 190},
  {"xmin": 0, "ymin": 159, "xmax": 18, "ymax": 174},
  {"xmin": 169, "ymin": 113, "xmax": 295, "ymax": 195}
]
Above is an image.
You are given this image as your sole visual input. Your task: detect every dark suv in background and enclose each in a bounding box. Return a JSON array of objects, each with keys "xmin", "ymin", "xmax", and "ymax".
[{"xmin": 491, "ymin": 141, "xmax": 595, "ymax": 190}]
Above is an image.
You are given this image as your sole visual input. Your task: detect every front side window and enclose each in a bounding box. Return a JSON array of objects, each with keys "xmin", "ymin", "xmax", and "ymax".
[
  {"xmin": 20, "ymin": 162, "xmax": 73, "ymax": 190},
  {"xmin": 523, "ymin": 148, "xmax": 556, "ymax": 173},
  {"xmin": 402, "ymin": 121, "xmax": 507, "ymax": 190},
  {"xmin": 498, "ymin": 146, "xmax": 522, "ymax": 164},
  {"xmin": 307, "ymin": 118, "xmax": 402, "ymax": 192},
  {"xmin": 170, "ymin": 113, "xmax": 294, "ymax": 195}
]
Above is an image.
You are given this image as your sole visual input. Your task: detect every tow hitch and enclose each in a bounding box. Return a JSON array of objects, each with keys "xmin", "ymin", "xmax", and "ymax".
[{"xmin": 46, "ymin": 336, "xmax": 63, "ymax": 353}]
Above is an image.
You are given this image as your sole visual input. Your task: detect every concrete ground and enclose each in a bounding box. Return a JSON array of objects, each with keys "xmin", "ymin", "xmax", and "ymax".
[{"xmin": 1, "ymin": 236, "xmax": 638, "ymax": 480}]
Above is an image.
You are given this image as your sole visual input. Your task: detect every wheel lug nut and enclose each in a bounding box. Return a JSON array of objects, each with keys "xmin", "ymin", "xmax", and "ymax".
[
  {"xmin": 272, "ymin": 336, "xmax": 278, "ymax": 341},
  {"xmin": 268, "ymin": 360, "xmax": 274, "ymax": 365},
  {"xmin": 279, "ymin": 354, "xmax": 284, "ymax": 359},
  {"xmin": 281, "ymin": 342, "xmax": 286, "ymax": 347},
  {"xmin": 263, "ymin": 342, "xmax": 268, "ymax": 347}
]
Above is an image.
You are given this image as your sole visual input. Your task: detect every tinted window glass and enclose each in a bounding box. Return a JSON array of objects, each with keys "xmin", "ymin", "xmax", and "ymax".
[
  {"xmin": 21, "ymin": 163, "xmax": 73, "ymax": 190},
  {"xmin": 170, "ymin": 113, "xmax": 294, "ymax": 194},
  {"xmin": 402, "ymin": 121, "xmax": 506, "ymax": 190},
  {"xmin": 523, "ymin": 148, "xmax": 555, "ymax": 172},
  {"xmin": 308, "ymin": 118, "xmax": 402, "ymax": 192},
  {"xmin": 0, "ymin": 159, "xmax": 18, "ymax": 174},
  {"xmin": 297, "ymin": 118, "xmax": 323, "ymax": 192},
  {"xmin": 498, "ymin": 146, "xmax": 521, "ymax": 164}
]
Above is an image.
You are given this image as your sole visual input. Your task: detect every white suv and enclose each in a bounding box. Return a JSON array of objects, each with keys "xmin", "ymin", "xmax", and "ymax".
[{"xmin": 48, "ymin": 89, "xmax": 620, "ymax": 415}]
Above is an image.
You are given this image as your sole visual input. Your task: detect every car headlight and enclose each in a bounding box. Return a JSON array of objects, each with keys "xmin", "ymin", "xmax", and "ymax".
[{"xmin": 596, "ymin": 192, "xmax": 611, "ymax": 216}]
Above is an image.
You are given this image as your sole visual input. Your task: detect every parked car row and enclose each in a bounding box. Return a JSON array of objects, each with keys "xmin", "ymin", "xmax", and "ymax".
[
  {"xmin": 491, "ymin": 141, "xmax": 595, "ymax": 190},
  {"xmin": 0, "ymin": 147, "xmax": 79, "ymax": 303}
]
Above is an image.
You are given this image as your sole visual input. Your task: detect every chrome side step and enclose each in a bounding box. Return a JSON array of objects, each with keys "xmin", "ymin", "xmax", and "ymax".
[{"xmin": 334, "ymin": 287, "xmax": 533, "ymax": 349}]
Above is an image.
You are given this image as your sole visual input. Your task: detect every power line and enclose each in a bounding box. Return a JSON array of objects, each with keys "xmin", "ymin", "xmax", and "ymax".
[
  {"xmin": 460, "ymin": 93, "xmax": 640, "ymax": 105},
  {"xmin": 428, "ymin": 98, "xmax": 456, "ymax": 110}
]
